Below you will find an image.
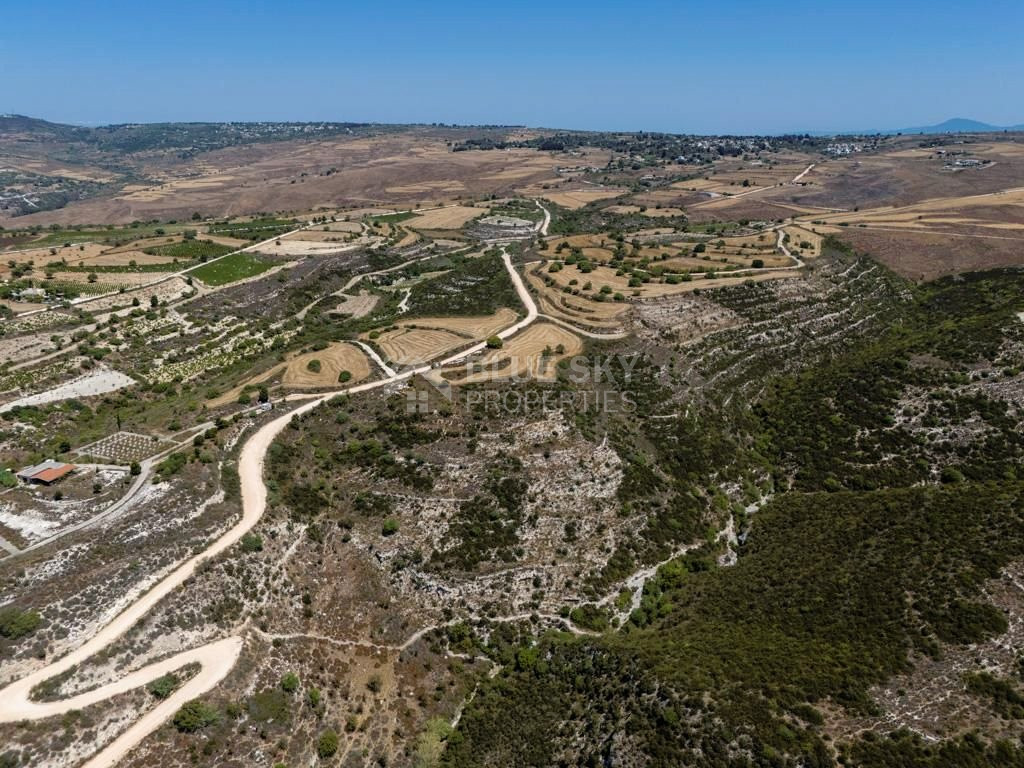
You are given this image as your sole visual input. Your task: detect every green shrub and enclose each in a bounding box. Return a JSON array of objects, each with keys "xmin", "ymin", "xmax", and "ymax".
[
  {"xmin": 0, "ymin": 607, "xmax": 41, "ymax": 639},
  {"xmin": 172, "ymin": 698, "xmax": 219, "ymax": 732},
  {"xmin": 317, "ymin": 729, "xmax": 339, "ymax": 758},
  {"xmin": 147, "ymin": 672, "xmax": 180, "ymax": 699}
]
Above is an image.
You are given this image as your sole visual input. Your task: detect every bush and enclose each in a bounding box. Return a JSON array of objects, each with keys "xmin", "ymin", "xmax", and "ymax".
[
  {"xmin": 486, "ymin": 336, "xmax": 503, "ymax": 349},
  {"xmin": 338, "ymin": 370, "xmax": 352, "ymax": 383},
  {"xmin": 241, "ymin": 533, "xmax": 263, "ymax": 553},
  {"xmin": 382, "ymin": 518, "xmax": 399, "ymax": 536},
  {"xmin": 281, "ymin": 672, "xmax": 300, "ymax": 693},
  {"xmin": 306, "ymin": 359, "xmax": 322, "ymax": 374},
  {"xmin": 172, "ymin": 698, "xmax": 219, "ymax": 732},
  {"xmin": 317, "ymin": 729, "xmax": 339, "ymax": 758},
  {"xmin": 0, "ymin": 607, "xmax": 41, "ymax": 639},
  {"xmin": 147, "ymin": 672, "xmax": 179, "ymax": 699}
]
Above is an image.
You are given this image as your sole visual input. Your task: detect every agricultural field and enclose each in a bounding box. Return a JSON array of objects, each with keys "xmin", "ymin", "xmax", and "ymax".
[
  {"xmin": 446, "ymin": 322, "xmax": 582, "ymax": 383},
  {"xmin": 537, "ymin": 187, "xmax": 624, "ymax": 209},
  {"xmin": 369, "ymin": 308, "xmax": 517, "ymax": 366},
  {"xmin": 75, "ymin": 431, "xmax": 173, "ymax": 464},
  {"xmin": 405, "ymin": 205, "xmax": 486, "ymax": 230},
  {"xmin": 281, "ymin": 343, "xmax": 371, "ymax": 388},
  {"xmin": 186, "ymin": 250, "xmax": 279, "ymax": 286}
]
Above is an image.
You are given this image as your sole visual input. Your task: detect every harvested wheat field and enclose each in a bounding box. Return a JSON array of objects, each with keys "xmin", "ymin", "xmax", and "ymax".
[
  {"xmin": 256, "ymin": 238, "xmax": 360, "ymax": 257},
  {"xmin": 80, "ymin": 250, "xmax": 182, "ymax": 267},
  {"xmin": 1, "ymin": 299, "xmax": 42, "ymax": 314},
  {"xmin": 332, "ymin": 292, "xmax": 379, "ymax": 318},
  {"xmin": 541, "ymin": 188, "xmax": 624, "ymax": 209},
  {"xmin": 375, "ymin": 328, "xmax": 467, "ymax": 365},
  {"xmin": 385, "ymin": 180, "xmax": 467, "ymax": 195},
  {"xmin": 449, "ymin": 323, "xmax": 583, "ymax": 384},
  {"xmin": 0, "ymin": 242, "xmax": 108, "ymax": 265},
  {"xmin": 526, "ymin": 270, "xmax": 629, "ymax": 331},
  {"xmin": 50, "ymin": 270, "xmax": 164, "ymax": 286},
  {"xmin": 207, "ymin": 364, "xmax": 286, "ymax": 408},
  {"xmin": 284, "ymin": 229, "xmax": 359, "ymax": 243},
  {"xmin": 371, "ymin": 308, "xmax": 518, "ymax": 365},
  {"xmin": 282, "ymin": 343, "xmax": 371, "ymax": 388},
  {"xmin": 402, "ymin": 308, "xmax": 517, "ymax": 338},
  {"xmin": 407, "ymin": 205, "xmax": 485, "ymax": 229},
  {"xmin": 641, "ymin": 207, "xmax": 687, "ymax": 217},
  {"xmin": 784, "ymin": 225, "xmax": 825, "ymax": 257},
  {"xmin": 203, "ymin": 234, "xmax": 253, "ymax": 248},
  {"xmin": 807, "ymin": 187, "xmax": 1024, "ymax": 236},
  {"xmin": 314, "ymin": 221, "xmax": 363, "ymax": 233},
  {"xmin": 544, "ymin": 263, "xmax": 792, "ymax": 299}
]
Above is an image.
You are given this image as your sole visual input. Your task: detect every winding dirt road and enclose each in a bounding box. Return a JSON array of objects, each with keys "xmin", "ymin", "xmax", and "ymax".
[{"xmin": 0, "ymin": 242, "xmax": 542, "ymax": 767}]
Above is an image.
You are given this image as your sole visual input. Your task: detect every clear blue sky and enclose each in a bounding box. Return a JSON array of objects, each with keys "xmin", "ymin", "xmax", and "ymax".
[{"xmin": 3, "ymin": 0, "xmax": 1021, "ymax": 134}]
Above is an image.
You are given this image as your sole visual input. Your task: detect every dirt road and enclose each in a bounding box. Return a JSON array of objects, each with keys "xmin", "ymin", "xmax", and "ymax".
[{"xmin": 0, "ymin": 240, "xmax": 542, "ymax": 766}]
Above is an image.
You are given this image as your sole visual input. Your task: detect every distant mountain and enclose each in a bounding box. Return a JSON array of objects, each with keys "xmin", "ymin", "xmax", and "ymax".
[{"xmin": 893, "ymin": 117, "xmax": 1024, "ymax": 135}]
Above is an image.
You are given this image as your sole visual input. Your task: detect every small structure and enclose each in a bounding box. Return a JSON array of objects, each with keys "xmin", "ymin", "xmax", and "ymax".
[{"xmin": 17, "ymin": 460, "xmax": 76, "ymax": 485}]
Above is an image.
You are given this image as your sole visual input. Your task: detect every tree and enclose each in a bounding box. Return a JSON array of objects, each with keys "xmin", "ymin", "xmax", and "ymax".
[
  {"xmin": 87, "ymin": 272, "xmax": 98, "ymax": 283},
  {"xmin": 486, "ymin": 336, "xmax": 503, "ymax": 349},
  {"xmin": 191, "ymin": 211, "xmax": 202, "ymax": 221},
  {"xmin": 752, "ymin": 259, "xmax": 764, "ymax": 269},
  {"xmin": 258, "ymin": 385, "xmax": 270, "ymax": 404},
  {"xmin": 129, "ymin": 462, "xmax": 141, "ymax": 476},
  {"xmin": 150, "ymin": 294, "xmax": 159, "ymax": 308}
]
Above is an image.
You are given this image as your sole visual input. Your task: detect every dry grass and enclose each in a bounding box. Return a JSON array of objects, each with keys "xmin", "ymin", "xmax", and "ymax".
[
  {"xmin": 8, "ymin": 131, "xmax": 600, "ymax": 226},
  {"xmin": 332, "ymin": 292, "xmax": 378, "ymax": 318}
]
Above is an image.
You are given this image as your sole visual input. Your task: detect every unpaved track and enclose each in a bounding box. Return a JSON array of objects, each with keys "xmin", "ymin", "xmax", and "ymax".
[
  {"xmin": 792, "ymin": 163, "xmax": 815, "ymax": 183},
  {"xmin": 0, "ymin": 240, "xmax": 541, "ymax": 766}
]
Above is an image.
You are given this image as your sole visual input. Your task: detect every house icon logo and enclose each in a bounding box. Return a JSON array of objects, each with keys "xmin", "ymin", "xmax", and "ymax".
[{"xmin": 405, "ymin": 371, "xmax": 453, "ymax": 414}]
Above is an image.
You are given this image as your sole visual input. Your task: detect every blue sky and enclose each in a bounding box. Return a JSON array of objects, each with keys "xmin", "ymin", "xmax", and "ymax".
[{"xmin": 2, "ymin": 0, "xmax": 1021, "ymax": 133}]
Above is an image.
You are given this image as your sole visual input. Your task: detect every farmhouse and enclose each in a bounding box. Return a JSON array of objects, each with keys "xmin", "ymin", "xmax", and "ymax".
[{"xmin": 16, "ymin": 459, "xmax": 76, "ymax": 485}]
